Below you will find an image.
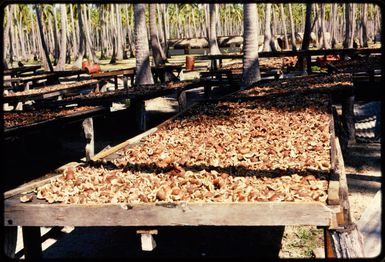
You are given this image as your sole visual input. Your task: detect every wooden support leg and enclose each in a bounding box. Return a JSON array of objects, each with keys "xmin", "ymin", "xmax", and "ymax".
[
  {"xmin": 131, "ymin": 100, "xmax": 146, "ymax": 132},
  {"xmin": 4, "ymin": 226, "xmax": 17, "ymax": 258},
  {"xmin": 177, "ymin": 91, "xmax": 187, "ymax": 111},
  {"xmin": 204, "ymin": 85, "xmax": 211, "ymax": 98},
  {"xmin": 341, "ymin": 93, "xmax": 356, "ymax": 145},
  {"xmin": 123, "ymin": 75, "xmax": 128, "ymax": 89},
  {"xmin": 324, "ymin": 228, "xmax": 336, "ymax": 258},
  {"xmin": 306, "ymin": 55, "xmax": 312, "ymax": 74},
  {"xmin": 22, "ymin": 226, "xmax": 42, "ymax": 260},
  {"xmin": 114, "ymin": 75, "xmax": 118, "ymax": 90},
  {"xmin": 82, "ymin": 117, "xmax": 94, "ymax": 162},
  {"xmin": 136, "ymin": 230, "xmax": 158, "ymax": 251}
]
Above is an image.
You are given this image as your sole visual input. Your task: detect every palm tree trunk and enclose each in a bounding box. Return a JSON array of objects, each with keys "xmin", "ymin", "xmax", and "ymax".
[
  {"xmin": 17, "ymin": 13, "xmax": 27, "ymax": 60},
  {"xmin": 70, "ymin": 5, "xmax": 77, "ymax": 56},
  {"xmin": 52, "ymin": 5, "xmax": 60, "ymax": 64},
  {"xmin": 344, "ymin": 4, "xmax": 351, "ymax": 48},
  {"xmin": 209, "ymin": 3, "xmax": 221, "ymax": 54},
  {"xmin": 73, "ymin": 4, "xmax": 85, "ymax": 68},
  {"xmin": 361, "ymin": 4, "xmax": 368, "ymax": 47},
  {"xmin": 280, "ymin": 4, "xmax": 289, "ymax": 50},
  {"xmin": 82, "ymin": 6, "xmax": 99, "ymax": 63},
  {"xmin": 263, "ymin": 4, "xmax": 272, "ymax": 52},
  {"xmin": 149, "ymin": 4, "xmax": 166, "ymax": 66},
  {"xmin": 330, "ymin": 3, "xmax": 337, "ymax": 48},
  {"xmin": 297, "ymin": 3, "xmax": 312, "ymax": 72},
  {"xmin": 109, "ymin": 4, "xmax": 117, "ymax": 63},
  {"xmin": 3, "ymin": 5, "xmax": 15, "ymax": 68},
  {"xmin": 134, "ymin": 4, "xmax": 154, "ymax": 85},
  {"xmin": 160, "ymin": 4, "xmax": 169, "ymax": 57},
  {"xmin": 116, "ymin": 4, "xmax": 124, "ymax": 60},
  {"xmin": 349, "ymin": 4, "xmax": 356, "ymax": 48},
  {"xmin": 56, "ymin": 4, "xmax": 67, "ymax": 70},
  {"xmin": 320, "ymin": 3, "xmax": 329, "ymax": 49},
  {"xmin": 99, "ymin": 5, "xmax": 107, "ymax": 60},
  {"xmin": 36, "ymin": 4, "xmax": 54, "ymax": 71},
  {"xmin": 242, "ymin": 3, "xmax": 260, "ymax": 89},
  {"xmin": 288, "ymin": 4, "xmax": 297, "ymax": 51}
]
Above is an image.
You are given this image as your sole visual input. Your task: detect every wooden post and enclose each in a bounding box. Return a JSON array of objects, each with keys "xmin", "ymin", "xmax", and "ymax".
[
  {"xmin": 341, "ymin": 91, "xmax": 356, "ymax": 145},
  {"xmin": 324, "ymin": 228, "xmax": 336, "ymax": 258},
  {"xmin": 136, "ymin": 229, "xmax": 158, "ymax": 251},
  {"xmin": 123, "ymin": 75, "xmax": 128, "ymax": 89},
  {"xmin": 204, "ymin": 84, "xmax": 212, "ymax": 98},
  {"xmin": 4, "ymin": 226, "xmax": 17, "ymax": 258},
  {"xmin": 130, "ymin": 100, "xmax": 146, "ymax": 132},
  {"xmin": 114, "ymin": 75, "xmax": 118, "ymax": 90},
  {"xmin": 22, "ymin": 226, "xmax": 42, "ymax": 260},
  {"xmin": 306, "ymin": 54, "xmax": 312, "ymax": 74},
  {"xmin": 177, "ymin": 90, "xmax": 187, "ymax": 111},
  {"xmin": 325, "ymin": 138, "xmax": 365, "ymax": 258},
  {"xmin": 82, "ymin": 117, "xmax": 94, "ymax": 162}
]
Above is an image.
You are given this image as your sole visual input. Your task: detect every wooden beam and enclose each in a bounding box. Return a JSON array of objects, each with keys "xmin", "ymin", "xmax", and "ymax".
[{"xmin": 4, "ymin": 201, "xmax": 334, "ymax": 227}]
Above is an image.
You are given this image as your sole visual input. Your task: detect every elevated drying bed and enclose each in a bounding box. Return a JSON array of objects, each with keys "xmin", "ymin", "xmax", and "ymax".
[
  {"xmin": 3, "ymin": 79, "xmax": 98, "ymax": 103},
  {"xmin": 230, "ymin": 73, "xmax": 353, "ymax": 98},
  {"xmin": 4, "ymin": 89, "xmax": 342, "ymax": 227}
]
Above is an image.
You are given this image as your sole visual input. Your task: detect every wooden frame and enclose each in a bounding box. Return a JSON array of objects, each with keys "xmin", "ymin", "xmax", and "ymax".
[
  {"xmin": 3, "ymin": 80, "xmax": 99, "ymax": 104},
  {"xmin": 91, "ymin": 68, "xmax": 136, "ymax": 89},
  {"xmin": 4, "ymin": 94, "xmax": 344, "ymax": 228},
  {"xmin": 3, "ymin": 106, "xmax": 109, "ymax": 138}
]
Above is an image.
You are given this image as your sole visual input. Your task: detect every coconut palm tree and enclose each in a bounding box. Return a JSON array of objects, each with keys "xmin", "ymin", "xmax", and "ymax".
[
  {"xmin": 3, "ymin": 5, "xmax": 15, "ymax": 68},
  {"xmin": 149, "ymin": 4, "xmax": 166, "ymax": 66},
  {"xmin": 288, "ymin": 4, "xmax": 297, "ymax": 51},
  {"xmin": 56, "ymin": 4, "xmax": 67, "ymax": 70},
  {"xmin": 242, "ymin": 3, "xmax": 260, "ymax": 89},
  {"xmin": 134, "ymin": 4, "xmax": 154, "ymax": 85},
  {"xmin": 208, "ymin": 3, "xmax": 221, "ymax": 55},
  {"xmin": 35, "ymin": 4, "xmax": 54, "ymax": 71}
]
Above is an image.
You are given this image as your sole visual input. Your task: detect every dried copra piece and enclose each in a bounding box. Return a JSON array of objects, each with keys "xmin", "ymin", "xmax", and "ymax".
[{"xmin": 20, "ymin": 194, "xmax": 33, "ymax": 203}]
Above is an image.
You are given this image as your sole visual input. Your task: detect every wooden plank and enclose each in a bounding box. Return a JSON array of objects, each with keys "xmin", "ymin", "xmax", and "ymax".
[
  {"xmin": 335, "ymin": 137, "xmax": 351, "ymax": 226},
  {"xmin": 3, "ymin": 79, "xmax": 98, "ymax": 103},
  {"xmin": 4, "ymin": 201, "xmax": 334, "ymax": 227},
  {"xmin": 91, "ymin": 68, "xmax": 135, "ymax": 78},
  {"xmin": 328, "ymin": 108, "xmax": 340, "ymax": 205}
]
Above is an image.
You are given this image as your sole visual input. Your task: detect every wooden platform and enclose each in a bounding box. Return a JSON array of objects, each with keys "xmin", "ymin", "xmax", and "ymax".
[
  {"xmin": 4, "ymin": 95, "xmax": 345, "ymax": 228},
  {"xmin": 3, "ymin": 81, "xmax": 355, "ymax": 259},
  {"xmin": 3, "ymin": 106, "xmax": 109, "ymax": 138},
  {"xmin": 3, "ymin": 79, "xmax": 99, "ymax": 103}
]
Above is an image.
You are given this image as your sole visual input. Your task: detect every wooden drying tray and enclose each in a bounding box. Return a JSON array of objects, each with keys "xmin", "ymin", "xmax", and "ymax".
[
  {"xmin": 3, "ymin": 106, "xmax": 109, "ymax": 138},
  {"xmin": 3, "ymin": 72, "xmax": 58, "ymax": 86},
  {"xmin": 3, "ymin": 65, "xmax": 42, "ymax": 77},
  {"xmin": 31, "ymin": 79, "xmax": 230, "ymax": 109},
  {"xmin": 91, "ymin": 68, "xmax": 136, "ymax": 89},
  {"xmin": 3, "ymin": 79, "xmax": 99, "ymax": 103},
  {"xmin": 4, "ymin": 93, "xmax": 346, "ymax": 229},
  {"xmin": 226, "ymin": 75, "xmax": 354, "ymax": 101}
]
